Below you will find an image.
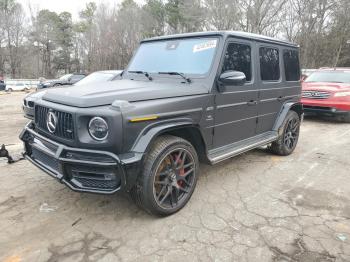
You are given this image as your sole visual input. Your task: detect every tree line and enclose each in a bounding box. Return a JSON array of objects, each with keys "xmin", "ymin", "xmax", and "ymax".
[{"xmin": 0, "ymin": 0, "xmax": 349, "ymax": 79}]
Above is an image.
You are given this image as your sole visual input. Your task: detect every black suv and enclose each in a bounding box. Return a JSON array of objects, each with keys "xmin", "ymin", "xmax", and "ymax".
[{"xmin": 20, "ymin": 31, "xmax": 302, "ymax": 216}]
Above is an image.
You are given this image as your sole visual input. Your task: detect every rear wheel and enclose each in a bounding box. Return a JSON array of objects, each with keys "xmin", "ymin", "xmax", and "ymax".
[
  {"xmin": 7, "ymin": 88, "xmax": 13, "ymax": 93},
  {"xmin": 270, "ymin": 110, "xmax": 300, "ymax": 156},
  {"xmin": 131, "ymin": 135, "xmax": 199, "ymax": 216}
]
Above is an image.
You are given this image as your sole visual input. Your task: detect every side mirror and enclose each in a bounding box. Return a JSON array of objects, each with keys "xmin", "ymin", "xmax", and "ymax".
[{"xmin": 218, "ymin": 71, "xmax": 246, "ymax": 91}]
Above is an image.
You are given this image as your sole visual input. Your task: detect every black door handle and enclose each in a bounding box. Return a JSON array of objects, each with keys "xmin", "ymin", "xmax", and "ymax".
[
  {"xmin": 247, "ymin": 100, "xmax": 257, "ymax": 106},
  {"xmin": 277, "ymin": 96, "xmax": 284, "ymax": 101}
]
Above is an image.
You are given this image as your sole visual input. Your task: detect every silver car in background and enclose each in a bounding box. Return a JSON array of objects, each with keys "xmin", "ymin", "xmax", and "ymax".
[{"xmin": 23, "ymin": 70, "xmax": 122, "ymax": 119}]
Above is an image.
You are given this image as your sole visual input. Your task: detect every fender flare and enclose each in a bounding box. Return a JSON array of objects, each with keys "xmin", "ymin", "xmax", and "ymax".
[
  {"xmin": 273, "ymin": 102, "xmax": 303, "ymax": 134},
  {"xmin": 131, "ymin": 119, "xmax": 197, "ymax": 154}
]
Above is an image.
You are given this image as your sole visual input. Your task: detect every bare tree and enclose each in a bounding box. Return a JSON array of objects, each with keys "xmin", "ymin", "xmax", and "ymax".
[
  {"xmin": 0, "ymin": 0, "xmax": 25, "ymax": 77},
  {"xmin": 203, "ymin": 0, "xmax": 239, "ymax": 30},
  {"xmin": 1, "ymin": 0, "xmax": 350, "ymax": 78}
]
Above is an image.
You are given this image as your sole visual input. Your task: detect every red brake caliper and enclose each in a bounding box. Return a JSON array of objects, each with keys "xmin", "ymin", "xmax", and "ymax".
[{"xmin": 175, "ymin": 153, "xmax": 185, "ymax": 187}]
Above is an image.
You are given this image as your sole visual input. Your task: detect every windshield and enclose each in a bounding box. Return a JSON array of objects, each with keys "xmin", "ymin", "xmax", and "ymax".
[
  {"xmin": 75, "ymin": 72, "xmax": 115, "ymax": 86},
  {"xmin": 59, "ymin": 74, "xmax": 73, "ymax": 81},
  {"xmin": 305, "ymin": 71, "xmax": 350, "ymax": 83},
  {"xmin": 128, "ymin": 38, "xmax": 219, "ymax": 76}
]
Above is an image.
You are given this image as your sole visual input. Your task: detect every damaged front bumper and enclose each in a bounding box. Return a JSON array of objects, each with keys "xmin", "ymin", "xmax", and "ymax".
[{"xmin": 20, "ymin": 122, "xmax": 142, "ymax": 194}]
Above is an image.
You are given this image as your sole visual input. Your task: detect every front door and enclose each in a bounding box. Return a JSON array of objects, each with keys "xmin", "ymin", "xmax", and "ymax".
[{"xmin": 213, "ymin": 40, "xmax": 258, "ymax": 148}]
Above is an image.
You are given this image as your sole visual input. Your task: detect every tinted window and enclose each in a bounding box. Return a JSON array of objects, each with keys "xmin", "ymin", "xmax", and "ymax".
[
  {"xmin": 284, "ymin": 50, "xmax": 300, "ymax": 81},
  {"xmin": 222, "ymin": 43, "xmax": 252, "ymax": 81},
  {"xmin": 259, "ymin": 47, "xmax": 280, "ymax": 81},
  {"xmin": 70, "ymin": 75, "xmax": 85, "ymax": 82}
]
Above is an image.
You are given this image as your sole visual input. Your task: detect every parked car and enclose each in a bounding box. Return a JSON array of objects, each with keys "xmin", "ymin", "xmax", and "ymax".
[
  {"xmin": 74, "ymin": 70, "xmax": 122, "ymax": 86},
  {"xmin": 23, "ymin": 70, "xmax": 122, "ymax": 119},
  {"xmin": 6, "ymin": 82, "xmax": 31, "ymax": 92},
  {"xmin": 37, "ymin": 73, "xmax": 86, "ymax": 89},
  {"xmin": 301, "ymin": 69, "xmax": 317, "ymax": 77},
  {"xmin": 20, "ymin": 31, "xmax": 302, "ymax": 216},
  {"xmin": 301, "ymin": 67, "xmax": 350, "ymax": 122},
  {"xmin": 0, "ymin": 80, "xmax": 5, "ymax": 91}
]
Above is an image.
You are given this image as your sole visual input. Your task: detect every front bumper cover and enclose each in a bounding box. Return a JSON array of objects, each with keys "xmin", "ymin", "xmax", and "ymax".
[{"xmin": 20, "ymin": 123, "xmax": 141, "ymax": 194}]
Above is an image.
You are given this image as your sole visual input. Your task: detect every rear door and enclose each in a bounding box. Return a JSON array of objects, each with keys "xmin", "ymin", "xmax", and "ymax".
[
  {"xmin": 213, "ymin": 39, "xmax": 258, "ymax": 148},
  {"xmin": 256, "ymin": 45, "xmax": 301, "ymax": 133},
  {"xmin": 256, "ymin": 44, "xmax": 283, "ymax": 133}
]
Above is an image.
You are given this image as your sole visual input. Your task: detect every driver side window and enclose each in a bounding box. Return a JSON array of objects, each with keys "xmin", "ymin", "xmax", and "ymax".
[{"xmin": 222, "ymin": 43, "xmax": 252, "ymax": 81}]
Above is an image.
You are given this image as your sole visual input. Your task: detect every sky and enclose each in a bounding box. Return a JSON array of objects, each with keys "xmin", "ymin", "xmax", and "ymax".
[{"xmin": 18, "ymin": 0, "xmax": 145, "ymax": 19}]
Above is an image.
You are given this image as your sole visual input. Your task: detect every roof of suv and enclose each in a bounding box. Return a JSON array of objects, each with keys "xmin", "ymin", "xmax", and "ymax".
[{"xmin": 143, "ymin": 31, "xmax": 298, "ymax": 48}]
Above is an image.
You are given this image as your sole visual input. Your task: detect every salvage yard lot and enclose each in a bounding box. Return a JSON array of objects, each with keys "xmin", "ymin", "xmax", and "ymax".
[{"xmin": 1, "ymin": 92, "xmax": 350, "ymax": 262}]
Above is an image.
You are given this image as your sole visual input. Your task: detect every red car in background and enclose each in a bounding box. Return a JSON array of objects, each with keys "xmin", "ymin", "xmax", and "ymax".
[{"xmin": 301, "ymin": 68, "xmax": 350, "ymax": 122}]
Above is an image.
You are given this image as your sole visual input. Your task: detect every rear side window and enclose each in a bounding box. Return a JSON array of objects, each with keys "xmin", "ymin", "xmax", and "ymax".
[
  {"xmin": 222, "ymin": 43, "xmax": 252, "ymax": 81},
  {"xmin": 283, "ymin": 50, "xmax": 300, "ymax": 81},
  {"xmin": 259, "ymin": 47, "xmax": 280, "ymax": 81}
]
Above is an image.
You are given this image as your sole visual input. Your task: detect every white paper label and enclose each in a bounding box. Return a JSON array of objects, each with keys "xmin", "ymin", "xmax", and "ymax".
[{"xmin": 193, "ymin": 40, "xmax": 217, "ymax": 53}]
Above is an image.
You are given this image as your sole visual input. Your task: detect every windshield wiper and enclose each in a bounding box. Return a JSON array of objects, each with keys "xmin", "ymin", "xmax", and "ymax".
[
  {"xmin": 158, "ymin": 72, "xmax": 192, "ymax": 83},
  {"xmin": 128, "ymin": 71, "xmax": 153, "ymax": 81}
]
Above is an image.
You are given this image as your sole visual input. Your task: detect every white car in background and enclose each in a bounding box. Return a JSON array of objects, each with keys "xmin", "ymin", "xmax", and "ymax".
[{"xmin": 6, "ymin": 82, "xmax": 31, "ymax": 92}]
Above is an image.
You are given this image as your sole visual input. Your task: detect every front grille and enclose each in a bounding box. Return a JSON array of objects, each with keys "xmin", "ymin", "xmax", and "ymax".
[
  {"xmin": 35, "ymin": 105, "xmax": 74, "ymax": 140},
  {"xmin": 31, "ymin": 148, "xmax": 60, "ymax": 173},
  {"xmin": 302, "ymin": 90, "xmax": 331, "ymax": 99}
]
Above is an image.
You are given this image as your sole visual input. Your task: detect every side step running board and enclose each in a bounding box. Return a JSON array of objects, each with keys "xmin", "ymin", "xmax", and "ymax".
[{"xmin": 208, "ymin": 132, "xmax": 278, "ymax": 165}]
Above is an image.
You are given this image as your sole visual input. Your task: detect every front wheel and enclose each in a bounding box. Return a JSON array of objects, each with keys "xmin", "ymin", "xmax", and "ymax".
[
  {"xmin": 131, "ymin": 135, "xmax": 199, "ymax": 216},
  {"xmin": 270, "ymin": 110, "xmax": 300, "ymax": 156}
]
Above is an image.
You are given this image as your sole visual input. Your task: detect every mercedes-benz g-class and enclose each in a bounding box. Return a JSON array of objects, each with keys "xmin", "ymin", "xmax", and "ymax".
[{"xmin": 20, "ymin": 31, "xmax": 302, "ymax": 216}]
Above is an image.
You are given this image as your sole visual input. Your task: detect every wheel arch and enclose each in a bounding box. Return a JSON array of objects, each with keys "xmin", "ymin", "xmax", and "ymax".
[
  {"xmin": 131, "ymin": 122, "xmax": 209, "ymax": 163},
  {"xmin": 273, "ymin": 102, "xmax": 303, "ymax": 134}
]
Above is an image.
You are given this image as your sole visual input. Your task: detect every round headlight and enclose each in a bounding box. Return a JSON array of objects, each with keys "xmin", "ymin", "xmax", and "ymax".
[{"xmin": 88, "ymin": 117, "xmax": 109, "ymax": 141}]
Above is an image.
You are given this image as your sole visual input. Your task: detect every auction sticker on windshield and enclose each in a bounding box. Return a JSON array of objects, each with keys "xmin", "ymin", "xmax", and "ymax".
[{"xmin": 193, "ymin": 40, "xmax": 217, "ymax": 53}]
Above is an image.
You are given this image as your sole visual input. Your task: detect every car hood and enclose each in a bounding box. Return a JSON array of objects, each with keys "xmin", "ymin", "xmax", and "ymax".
[
  {"xmin": 25, "ymin": 89, "xmax": 48, "ymax": 101},
  {"xmin": 42, "ymin": 79, "xmax": 209, "ymax": 107},
  {"xmin": 302, "ymin": 82, "xmax": 350, "ymax": 92}
]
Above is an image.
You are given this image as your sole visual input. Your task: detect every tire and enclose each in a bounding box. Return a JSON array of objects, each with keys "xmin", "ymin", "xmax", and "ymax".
[
  {"xmin": 7, "ymin": 88, "xmax": 13, "ymax": 93},
  {"xmin": 131, "ymin": 135, "xmax": 199, "ymax": 216},
  {"xmin": 270, "ymin": 110, "xmax": 300, "ymax": 156}
]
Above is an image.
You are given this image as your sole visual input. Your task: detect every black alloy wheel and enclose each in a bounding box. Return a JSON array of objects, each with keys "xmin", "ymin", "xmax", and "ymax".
[
  {"xmin": 153, "ymin": 148, "xmax": 196, "ymax": 209},
  {"xmin": 270, "ymin": 110, "xmax": 300, "ymax": 156},
  {"xmin": 284, "ymin": 117, "xmax": 299, "ymax": 150},
  {"xmin": 131, "ymin": 135, "xmax": 199, "ymax": 216}
]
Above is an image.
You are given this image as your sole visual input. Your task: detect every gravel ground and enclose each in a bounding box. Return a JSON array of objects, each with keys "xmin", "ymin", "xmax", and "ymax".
[{"xmin": 1, "ymin": 91, "xmax": 350, "ymax": 262}]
